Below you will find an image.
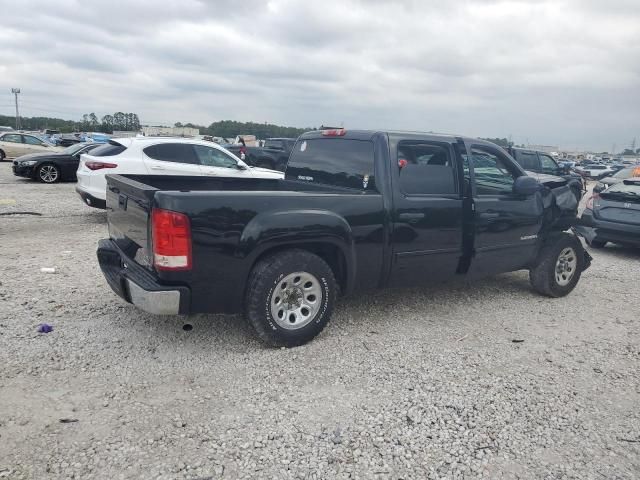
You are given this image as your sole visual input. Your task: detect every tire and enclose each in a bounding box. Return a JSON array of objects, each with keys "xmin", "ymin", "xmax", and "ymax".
[
  {"xmin": 0, "ymin": 150, "xmax": 5, "ymax": 162},
  {"xmin": 37, "ymin": 163, "xmax": 60, "ymax": 183},
  {"xmin": 587, "ymin": 238, "xmax": 607, "ymax": 249},
  {"xmin": 244, "ymin": 249, "xmax": 337, "ymax": 347},
  {"xmin": 529, "ymin": 233, "xmax": 585, "ymax": 298}
]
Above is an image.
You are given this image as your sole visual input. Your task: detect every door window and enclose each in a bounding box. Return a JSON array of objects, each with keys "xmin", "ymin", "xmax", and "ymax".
[
  {"xmin": 397, "ymin": 142, "xmax": 456, "ymax": 195},
  {"xmin": 23, "ymin": 135, "xmax": 45, "ymax": 146},
  {"xmin": 517, "ymin": 151, "xmax": 540, "ymax": 171},
  {"xmin": 2, "ymin": 134, "xmax": 23, "ymax": 143},
  {"xmin": 192, "ymin": 145, "xmax": 239, "ymax": 169},
  {"xmin": 539, "ymin": 154, "xmax": 559, "ymax": 174},
  {"xmin": 471, "ymin": 147, "xmax": 518, "ymax": 195},
  {"xmin": 143, "ymin": 143, "xmax": 198, "ymax": 164}
]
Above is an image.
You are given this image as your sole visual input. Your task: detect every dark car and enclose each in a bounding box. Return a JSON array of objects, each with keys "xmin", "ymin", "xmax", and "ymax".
[
  {"xmin": 506, "ymin": 147, "xmax": 585, "ymax": 200},
  {"xmin": 96, "ymin": 129, "xmax": 590, "ymax": 347},
  {"xmin": 12, "ymin": 142, "xmax": 100, "ymax": 183},
  {"xmin": 576, "ymin": 178, "xmax": 640, "ymax": 248},
  {"xmin": 593, "ymin": 166, "xmax": 640, "ymax": 193},
  {"xmin": 227, "ymin": 137, "xmax": 296, "ymax": 171},
  {"xmin": 58, "ymin": 133, "xmax": 83, "ymax": 147}
]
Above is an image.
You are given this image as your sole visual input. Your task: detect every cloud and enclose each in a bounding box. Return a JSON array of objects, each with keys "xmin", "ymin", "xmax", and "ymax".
[{"xmin": 0, "ymin": 0, "xmax": 638, "ymax": 150}]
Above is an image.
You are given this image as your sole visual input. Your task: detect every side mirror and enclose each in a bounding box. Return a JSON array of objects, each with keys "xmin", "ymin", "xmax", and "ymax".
[
  {"xmin": 512, "ymin": 175, "xmax": 540, "ymax": 196},
  {"xmin": 237, "ymin": 159, "xmax": 249, "ymax": 170}
]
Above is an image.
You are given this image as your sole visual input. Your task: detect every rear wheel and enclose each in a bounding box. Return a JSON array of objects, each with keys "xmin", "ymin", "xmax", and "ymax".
[
  {"xmin": 0, "ymin": 150, "xmax": 5, "ymax": 162},
  {"xmin": 530, "ymin": 233, "xmax": 585, "ymax": 297},
  {"xmin": 244, "ymin": 249, "xmax": 336, "ymax": 347},
  {"xmin": 37, "ymin": 163, "xmax": 60, "ymax": 183}
]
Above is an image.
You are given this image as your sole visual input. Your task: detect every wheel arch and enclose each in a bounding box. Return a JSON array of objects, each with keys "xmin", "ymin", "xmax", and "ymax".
[{"xmin": 240, "ymin": 209, "xmax": 356, "ymax": 295}]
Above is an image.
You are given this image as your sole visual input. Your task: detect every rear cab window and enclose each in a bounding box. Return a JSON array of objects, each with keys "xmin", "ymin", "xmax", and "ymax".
[
  {"xmin": 91, "ymin": 141, "xmax": 127, "ymax": 157},
  {"xmin": 515, "ymin": 151, "xmax": 540, "ymax": 171},
  {"xmin": 286, "ymin": 137, "xmax": 376, "ymax": 191}
]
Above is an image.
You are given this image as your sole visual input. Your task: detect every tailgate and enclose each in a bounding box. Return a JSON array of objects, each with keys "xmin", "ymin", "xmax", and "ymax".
[
  {"xmin": 106, "ymin": 174, "xmax": 158, "ymax": 269},
  {"xmin": 595, "ymin": 199, "xmax": 640, "ymax": 225}
]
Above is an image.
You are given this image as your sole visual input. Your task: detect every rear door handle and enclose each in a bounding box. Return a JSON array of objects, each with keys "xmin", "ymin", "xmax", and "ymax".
[
  {"xmin": 149, "ymin": 165, "xmax": 165, "ymax": 171},
  {"xmin": 479, "ymin": 212, "xmax": 500, "ymax": 219},
  {"xmin": 399, "ymin": 213, "xmax": 425, "ymax": 223}
]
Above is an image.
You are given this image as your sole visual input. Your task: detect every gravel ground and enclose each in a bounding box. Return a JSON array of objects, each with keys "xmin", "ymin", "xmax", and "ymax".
[{"xmin": 0, "ymin": 163, "xmax": 639, "ymax": 480}]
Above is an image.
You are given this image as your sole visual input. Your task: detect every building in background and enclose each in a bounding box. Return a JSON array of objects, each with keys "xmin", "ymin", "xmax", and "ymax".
[
  {"xmin": 527, "ymin": 144, "xmax": 559, "ymax": 153},
  {"xmin": 141, "ymin": 125, "xmax": 200, "ymax": 137}
]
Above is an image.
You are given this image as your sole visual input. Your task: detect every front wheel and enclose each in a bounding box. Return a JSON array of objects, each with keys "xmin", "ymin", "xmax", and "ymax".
[
  {"xmin": 0, "ymin": 150, "xmax": 5, "ymax": 161},
  {"xmin": 37, "ymin": 163, "xmax": 60, "ymax": 183},
  {"xmin": 529, "ymin": 233, "xmax": 585, "ymax": 297},
  {"xmin": 244, "ymin": 249, "xmax": 336, "ymax": 347}
]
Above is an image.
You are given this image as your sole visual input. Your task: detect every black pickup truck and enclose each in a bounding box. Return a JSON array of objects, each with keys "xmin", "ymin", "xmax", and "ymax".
[
  {"xmin": 506, "ymin": 147, "xmax": 585, "ymax": 200},
  {"xmin": 98, "ymin": 129, "xmax": 590, "ymax": 347},
  {"xmin": 226, "ymin": 138, "xmax": 296, "ymax": 171}
]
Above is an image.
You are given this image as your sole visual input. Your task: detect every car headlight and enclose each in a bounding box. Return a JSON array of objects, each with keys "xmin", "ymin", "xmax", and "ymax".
[{"xmin": 21, "ymin": 160, "xmax": 38, "ymax": 166}]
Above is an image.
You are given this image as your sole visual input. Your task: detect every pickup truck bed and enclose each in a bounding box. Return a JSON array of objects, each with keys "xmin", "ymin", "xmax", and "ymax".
[
  {"xmin": 102, "ymin": 174, "xmax": 385, "ymax": 313},
  {"xmin": 98, "ymin": 129, "xmax": 591, "ymax": 347}
]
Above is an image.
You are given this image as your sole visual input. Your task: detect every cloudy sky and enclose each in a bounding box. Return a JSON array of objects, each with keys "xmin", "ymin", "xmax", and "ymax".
[{"xmin": 1, "ymin": 0, "xmax": 638, "ymax": 151}]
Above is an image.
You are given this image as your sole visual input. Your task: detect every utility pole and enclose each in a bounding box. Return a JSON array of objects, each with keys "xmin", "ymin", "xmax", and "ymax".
[{"xmin": 11, "ymin": 88, "xmax": 21, "ymax": 130}]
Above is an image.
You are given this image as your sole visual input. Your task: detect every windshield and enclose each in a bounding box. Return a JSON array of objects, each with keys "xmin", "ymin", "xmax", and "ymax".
[
  {"xmin": 62, "ymin": 143, "xmax": 86, "ymax": 155},
  {"xmin": 612, "ymin": 167, "xmax": 640, "ymax": 178}
]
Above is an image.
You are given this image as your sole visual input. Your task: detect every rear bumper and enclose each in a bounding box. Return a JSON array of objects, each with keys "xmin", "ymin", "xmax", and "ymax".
[
  {"xmin": 76, "ymin": 187, "xmax": 106, "ymax": 209},
  {"xmin": 97, "ymin": 239, "xmax": 191, "ymax": 315},
  {"xmin": 575, "ymin": 210, "xmax": 640, "ymax": 247}
]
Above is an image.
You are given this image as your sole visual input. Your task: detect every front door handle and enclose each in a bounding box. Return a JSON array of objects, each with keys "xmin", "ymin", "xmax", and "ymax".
[
  {"xmin": 149, "ymin": 165, "xmax": 165, "ymax": 171},
  {"xmin": 479, "ymin": 212, "xmax": 500, "ymax": 219}
]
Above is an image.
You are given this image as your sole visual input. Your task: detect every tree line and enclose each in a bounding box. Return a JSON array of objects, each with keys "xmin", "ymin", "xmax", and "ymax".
[
  {"xmin": 0, "ymin": 112, "xmax": 140, "ymax": 134},
  {"xmin": 174, "ymin": 120, "xmax": 311, "ymax": 139},
  {"xmin": 0, "ymin": 114, "xmax": 308, "ymax": 138}
]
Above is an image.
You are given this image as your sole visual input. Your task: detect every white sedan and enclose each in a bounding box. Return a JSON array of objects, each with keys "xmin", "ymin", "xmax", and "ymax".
[
  {"xmin": 76, "ymin": 137, "xmax": 284, "ymax": 208},
  {"xmin": 0, "ymin": 132, "xmax": 63, "ymax": 160}
]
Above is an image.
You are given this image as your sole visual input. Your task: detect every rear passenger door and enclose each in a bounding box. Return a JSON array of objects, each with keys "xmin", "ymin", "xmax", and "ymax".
[
  {"xmin": 465, "ymin": 143, "xmax": 543, "ymax": 276},
  {"xmin": 389, "ymin": 139, "xmax": 464, "ymax": 286},
  {"xmin": 142, "ymin": 143, "xmax": 202, "ymax": 175}
]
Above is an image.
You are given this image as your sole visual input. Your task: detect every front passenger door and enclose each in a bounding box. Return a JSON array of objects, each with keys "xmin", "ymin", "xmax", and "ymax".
[
  {"xmin": 193, "ymin": 145, "xmax": 247, "ymax": 178},
  {"xmin": 466, "ymin": 144, "xmax": 543, "ymax": 276}
]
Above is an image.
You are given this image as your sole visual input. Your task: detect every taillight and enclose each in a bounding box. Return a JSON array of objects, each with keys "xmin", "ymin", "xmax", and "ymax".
[
  {"xmin": 152, "ymin": 208, "xmax": 192, "ymax": 271},
  {"xmin": 321, "ymin": 129, "xmax": 346, "ymax": 136},
  {"xmin": 585, "ymin": 194, "xmax": 599, "ymax": 210},
  {"xmin": 85, "ymin": 161, "xmax": 118, "ymax": 170}
]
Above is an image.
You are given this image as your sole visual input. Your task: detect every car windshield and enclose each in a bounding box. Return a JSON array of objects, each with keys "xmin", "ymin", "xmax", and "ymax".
[{"xmin": 62, "ymin": 143, "xmax": 86, "ymax": 155}]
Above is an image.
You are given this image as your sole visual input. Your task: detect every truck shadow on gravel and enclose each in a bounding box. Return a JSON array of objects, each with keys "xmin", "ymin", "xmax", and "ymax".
[{"xmin": 118, "ymin": 271, "xmax": 537, "ymax": 350}]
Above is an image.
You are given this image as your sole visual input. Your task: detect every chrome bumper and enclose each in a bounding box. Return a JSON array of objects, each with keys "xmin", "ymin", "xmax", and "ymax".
[{"xmin": 126, "ymin": 279, "xmax": 181, "ymax": 315}]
